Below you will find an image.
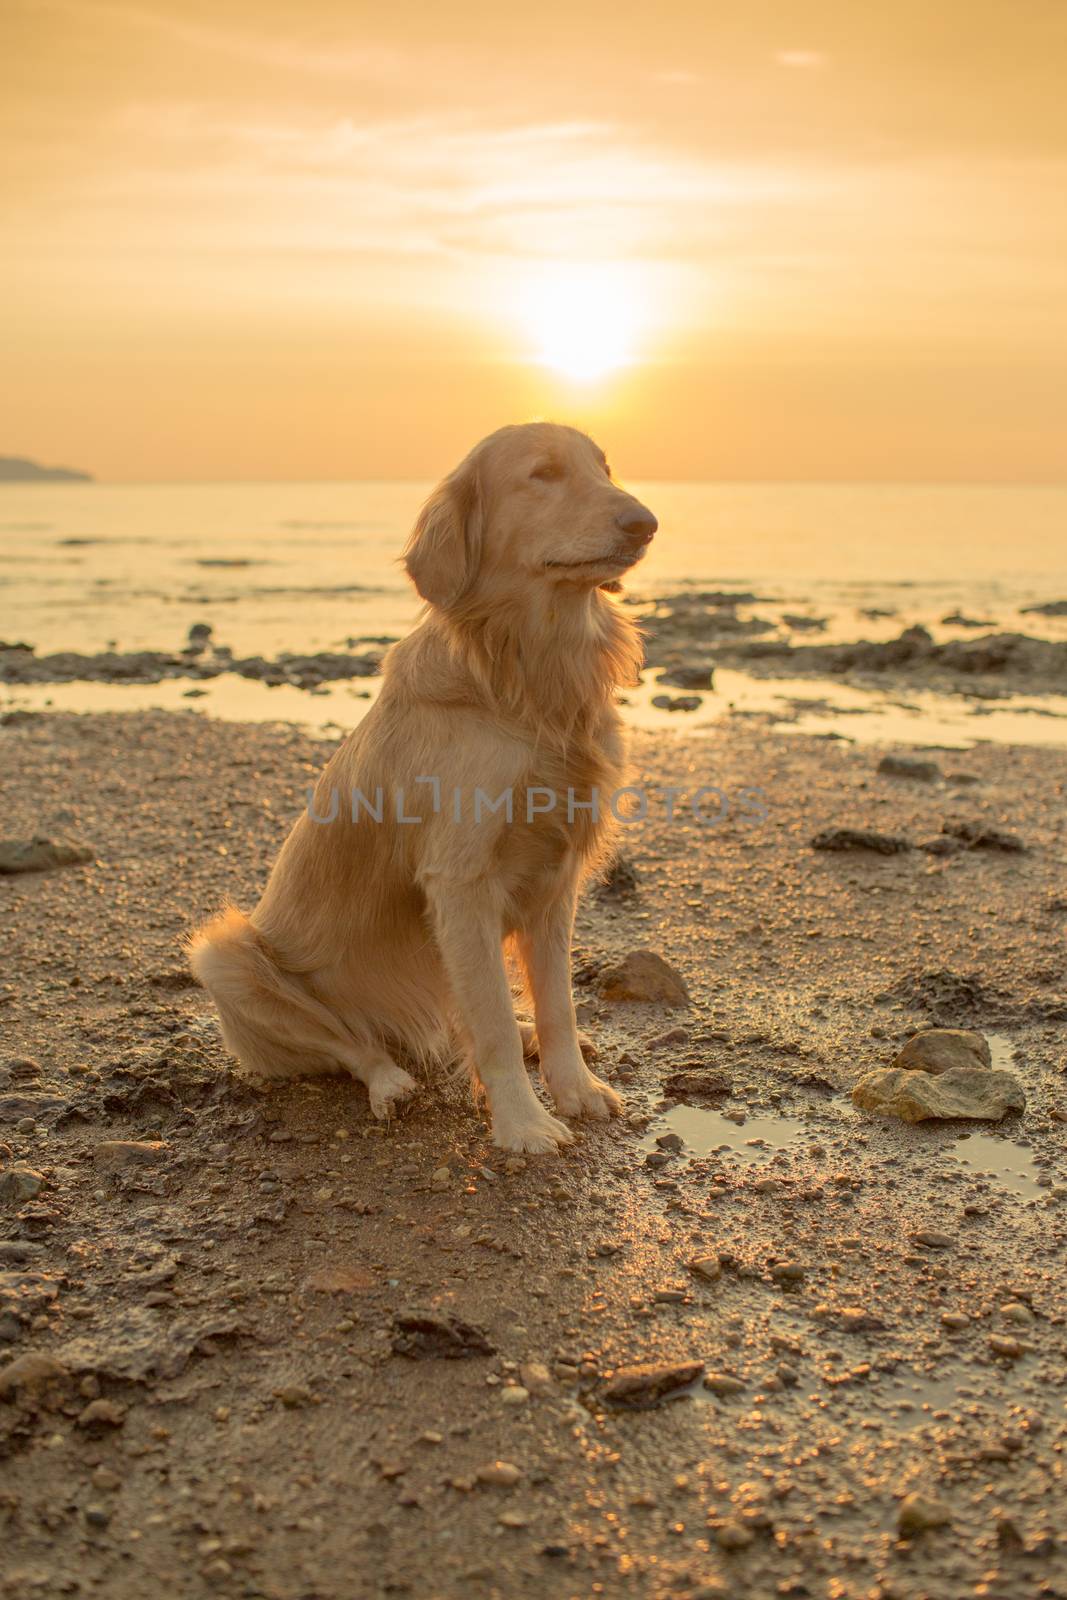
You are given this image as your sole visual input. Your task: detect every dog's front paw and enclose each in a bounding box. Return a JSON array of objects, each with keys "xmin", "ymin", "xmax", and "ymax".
[
  {"xmin": 550, "ymin": 1068, "xmax": 623, "ymax": 1121},
  {"xmin": 367, "ymin": 1063, "xmax": 417, "ymax": 1121},
  {"xmin": 491, "ymin": 1104, "xmax": 573, "ymax": 1154}
]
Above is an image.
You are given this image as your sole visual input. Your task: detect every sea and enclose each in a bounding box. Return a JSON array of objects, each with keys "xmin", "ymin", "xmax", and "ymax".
[{"xmin": 2, "ymin": 480, "xmax": 1065, "ymax": 746}]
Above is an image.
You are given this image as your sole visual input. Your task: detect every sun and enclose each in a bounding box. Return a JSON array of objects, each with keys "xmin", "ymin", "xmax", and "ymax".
[{"xmin": 519, "ymin": 263, "xmax": 644, "ymax": 382}]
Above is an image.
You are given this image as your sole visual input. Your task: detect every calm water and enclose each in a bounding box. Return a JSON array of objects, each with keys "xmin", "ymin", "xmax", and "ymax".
[
  {"xmin": 2, "ymin": 480, "xmax": 1065, "ymax": 743},
  {"xmin": 2, "ymin": 479, "xmax": 1065, "ymax": 658}
]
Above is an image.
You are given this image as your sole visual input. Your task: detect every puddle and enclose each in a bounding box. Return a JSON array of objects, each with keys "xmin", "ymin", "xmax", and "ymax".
[
  {"xmin": 646, "ymin": 1103, "xmax": 808, "ymax": 1161},
  {"xmin": 948, "ymin": 1132, "xmax": 1045, "ymax": 1198}
]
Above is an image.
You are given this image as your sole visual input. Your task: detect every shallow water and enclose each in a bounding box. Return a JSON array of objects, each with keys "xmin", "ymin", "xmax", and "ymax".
[{"xmin": 645, "ymin": 1102, "xmax": 809, "ymax": 1160}]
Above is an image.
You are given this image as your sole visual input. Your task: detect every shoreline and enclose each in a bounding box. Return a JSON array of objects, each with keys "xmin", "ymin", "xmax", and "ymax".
[{"xmin": 2, "ymin": 707, "xmax": 1066, "ymax": 1596}]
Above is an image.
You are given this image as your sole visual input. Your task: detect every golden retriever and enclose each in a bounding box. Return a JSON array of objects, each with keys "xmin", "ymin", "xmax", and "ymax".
[{"xmin": 188, "ymin": 422, "xmax": 657, "ymax": 1152}]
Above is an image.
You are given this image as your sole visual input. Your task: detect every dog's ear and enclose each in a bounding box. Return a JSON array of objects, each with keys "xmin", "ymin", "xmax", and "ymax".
[{"xmin": 404, "ymin": 460, "xmax": 483, "ymax": 609}]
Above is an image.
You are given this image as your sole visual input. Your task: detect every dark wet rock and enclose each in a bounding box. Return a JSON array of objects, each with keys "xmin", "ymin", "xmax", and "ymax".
[
  {"xmin": 663, "ymin": 1069, "xmax": 732, "ymax": 1101},
  {"xmin": 811, "ymin": 828, "xmax": 912, "ymax": 855},
  {"xmin": 0, "ymin": 836, "xmax": 93, "ymax": 874},
  {"xmin": 392, "ymin": 1311, "xmax": 494, "ymax": 1360},
  {"xmin": 942, "ymin": 820, "xmax": 1026, "ymax": 853},
  {"xmin": 0, "ymin": 641, "xmax": 382, "ymax": 690},
  {"xmin": 595, "ymin": 855, "xmax": 640, "ymax": 900},
  {"xmin": 651, "ymin": 693, "xmax": 702, "ymax": 713},
  {"xmin": 1020, "ymin": 599, "xmax": 1067, "ymax": 617},
  {"xmin": 893, "ymin": 1029, "xmax": 992, "ymax": 1075},
  {"xmin": 602, "ymin": 1359, "xmax": 704, "ymax": 1408},
  {"xmin": 658, "ymin": 665, "xmax": 715, "ymax": 690},
  {"xmin": 941, "ymin": 611, "xmax": 996, "ymax": 628},
  {"xmin": 920, "ymin": 836, "xmax": 967, "ymax": 857},
  {"xmin": 598, "ymin": 951, "xmax": 690, "ymax": 1005},
  {"xmin": 877, "ymin": 754, "xmax": 941, "ymax": 781},
  {"xmin": 782, "ymin": 613, "xmax": 828, "ymax": 632}
]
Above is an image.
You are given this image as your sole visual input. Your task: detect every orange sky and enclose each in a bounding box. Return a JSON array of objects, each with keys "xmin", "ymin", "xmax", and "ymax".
[{"xmin": 2, "ymin": 0, "xmax": 1066, "ymax": 481}]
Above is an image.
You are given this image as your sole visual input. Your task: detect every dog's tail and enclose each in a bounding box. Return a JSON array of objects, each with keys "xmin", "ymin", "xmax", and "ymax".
[{"xmin": 187, "ymin": 905, "xmax": 368, "ymax": 1078}]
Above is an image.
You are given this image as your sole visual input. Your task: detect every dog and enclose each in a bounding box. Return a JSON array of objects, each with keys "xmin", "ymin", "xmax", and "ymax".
[{"xmin": 188, "ymin": 422, "xmax": 657, "ymax": 1152}]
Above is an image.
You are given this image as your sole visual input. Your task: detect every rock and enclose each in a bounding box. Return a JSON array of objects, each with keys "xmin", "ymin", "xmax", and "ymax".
[
  {"xmin": 897, "ymin": 1492, "xmax": 952, "ymax": 1537},
  {"xmin": 712, "ymin": 1518, "xmax": 753, "ymax": 1551},
  {"xmin": 0, "ymin": 1351, "xmax": 70, "ymax": 1401},
  {"xmin": 93, "ymin": 1140, "xmax": 168, "ymax": 1168},
  {"xmin": 58, "ymin": 1307, "xmax": 243, "ymax": 1381},
  {"xmin": 0, "ymin": 1166, "xmax": 44, "ymax": 1204},
  {"xmin": 941, "ymin": 1312, "xmax": 971, "ymax": 1331},
  {"xmin": 942, "ymin": 820, "xmax": 1026, "ymax": 853},
  {"xmin": 302, "ymin": 1265, "xmax": 375, "ymax": 1295},
  {"xmin": 656, "ymin": 1132, "xmax": 684, "ymax": 1153},
  {"xmin": 476, "ymin": 1461, "xmax": 522, "ymax": 1486},
  {"xmin": 771, "ymin": 1262, "xmax": 807, "ymax": 1284},
  {"xmin": 275, "ymin": 1385, "xmax": 312, "ymax": 1408},
  {"xmin": 598, "ymin": 951, "xmax": 690, "ymax": 1006},
  {"xmin": 0, "ymin": 835, "xmax": 94, "ymax": 874},
  {"xmin": 911, "ymin": 1228, "xmax": 954, "ymax": 1250},
  {"xmin": 658, "ymin": 665, "xmax": 714, "ymax": 690},
  {"xmin": 77, "ymin": 1398, "xmax": 126, "ymax": 1428},
  {"xmin": 519, "ymin": 1360, "xmax": 553, "ymax": 1395},
  {"xmin": 663, "ymin": 1069, "xmax": 732, "ymax": 1100},
  {"xmin": 852, "ymin": 1067, "xmax": 1025, "ymax": 1123},
  {"xmin": 999, "ymin": 1301, "xmax": 1034, "ymax": 1326},
  {"xmin": 651, "ymin": 693, "xmax": 702, "ymax": 713},
  {"xmin": 0, "ymin": 1093, "xmax": 68, "ymax": 1122},
  {"xmin": 602, "ymin": 1359, "xmax": 704, "ymax": 1408},
  {"xmin": 878, "ymin": 755, "xmax": 941, "ymax": 781},
  {"xmin": 499, "ymin": 1385, "xmax": 528, "ymax": 1406},
  {"xmin": 893, "ymin": 1029, "xmax": 992, "ymax": 1075},
  {"xmin": 392, "ymin": 1311, "xmax": 494, "ymax": 1360},
  {"xmin": 989, "ymin": 1334, "xmax": 1025, "ymax": 1359},
  {"xmin": 689, "ymin": 1256, "xmax": 722, "ymax": 1283},
  {"xmin": 811, "ymin": 828, "xmax": 912, "ymax": 855},
  {"xmin": 703, "ymin": 1374, "xmax": 746, "ymax": 1397}
]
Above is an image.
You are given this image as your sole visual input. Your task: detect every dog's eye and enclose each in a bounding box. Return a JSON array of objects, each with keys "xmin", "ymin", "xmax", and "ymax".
[{"xmin": 530, "ymin": 462, "xmax": 563, "ymax": 482}]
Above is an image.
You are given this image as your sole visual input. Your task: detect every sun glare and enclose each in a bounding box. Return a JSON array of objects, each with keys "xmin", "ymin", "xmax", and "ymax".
[{"xmin": 520, "ymin": 264, "xmax": 644, "ymax": 382}]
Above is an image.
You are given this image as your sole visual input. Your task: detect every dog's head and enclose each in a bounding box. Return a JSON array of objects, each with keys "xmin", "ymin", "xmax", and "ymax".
[{"xmin": 403, "ymin": 423, "xmax": 657, "ymax": 610}]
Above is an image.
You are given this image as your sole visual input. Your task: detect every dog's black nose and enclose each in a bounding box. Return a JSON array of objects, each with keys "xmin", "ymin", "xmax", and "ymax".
[{"xmin": 615, "ymin": 503, "xmax": 658, "ymax": 546}]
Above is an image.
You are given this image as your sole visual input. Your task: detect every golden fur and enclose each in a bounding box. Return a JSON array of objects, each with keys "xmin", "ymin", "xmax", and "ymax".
[{"xmin": 188, "ymin": 422, "xmax": 657, "ymax": 1151}]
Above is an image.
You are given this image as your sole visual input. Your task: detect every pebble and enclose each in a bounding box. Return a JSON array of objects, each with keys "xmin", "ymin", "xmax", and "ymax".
[
  {"xmin": 912, "ymin": 1229, "xmax": 954, "ymax": 1250},
  {"xmin": 703, "ymin": 1374, "xmax": 746, "ymax": 1397},
  {"xmin": 598, "ymin": 950, "xmax": 691, "ymax": 1006},
  {"xmin": 497, "ymin": 1510, "xmax": 528, "ymax": 1529},
  {"xmin": 688, "ymin": 1255, "xmax": 722, "ymax": 1283},
  {"xmin": 603, "ymin": 1360, "xmax": 704, "ymax": 1407},
  {"xmin": 893, "ymin": 1029, "xmax": 991, "ymax": 1076},
  {"xmin": 77, "ymin": 1398, "xmax": 126, "ymax": 1428},
  {"xmin": 1000, "ymin": 1301, "xmax": 1034, "ymax": 1325},
  {"xmin": 941, "ymin": 1312, "xmax": 971, "ymax": 1331},
  {"xmin": 897, "ymin": 1492, "xmax": 952, "ymax": 1537},
  {"xmin": 499, "ymin": 1385, "xmax": 529, "ymax": 1406},
  {"xmin": 476, "ymin": 1460, "xmax": 522, "ymax": 1487},
  {"xmin": 0, "ymin": 1352, "xmax": 70, "ymax": 1399},
  {"xmin": 712, "ymin": 1518, "xmax": 754, "ymax": 1550},
  {"xmin": 519, "ymin": 1361, "xmax": 553, "ymax": 1395},
  {"xmin": 0, "ymin": 1166, "xmax": 44, "ymax": 1204},
  {"xmin": 989, "ymin": 1335, "xmax": 1025, "ymax": 1359}
]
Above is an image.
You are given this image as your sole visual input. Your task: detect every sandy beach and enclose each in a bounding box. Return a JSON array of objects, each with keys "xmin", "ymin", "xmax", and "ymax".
[{"xmin": 2, "ymin": 704, "xmax": 1066, "ymax": 1599}]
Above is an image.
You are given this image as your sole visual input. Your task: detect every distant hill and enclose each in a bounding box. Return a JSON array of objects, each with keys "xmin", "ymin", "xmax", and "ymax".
[{"xmin": 0, "ymin": 455, "xmax": 93, "ymax": 483}]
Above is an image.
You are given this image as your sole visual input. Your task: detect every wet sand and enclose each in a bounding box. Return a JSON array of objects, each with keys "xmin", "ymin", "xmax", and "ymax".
[{"xmin": 2, "ymin": 708, "xmax": 1066, "ymax": 1599}]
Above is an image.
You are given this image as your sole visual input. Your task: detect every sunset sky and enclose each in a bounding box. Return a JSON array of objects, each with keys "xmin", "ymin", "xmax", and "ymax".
[{"xmin": 3, "ymin": 1, "xmax": 1066, "ymax": 481}]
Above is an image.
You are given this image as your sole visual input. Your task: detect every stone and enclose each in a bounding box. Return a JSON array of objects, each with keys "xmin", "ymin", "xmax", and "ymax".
[
  {"xmin": 651, "ymin": 693, "xmax": 702, "ymax": 713},
  {"xmin": 663, "ymin": 1069, "xmax": 732, "ymax": 1101},
  {"xmin": 0, "ymin": 1093, "xmax": 68, "ymax": 1122},
  {"xmin": 877, "ymin": 754, "xmax": 941, "ymax": 782},
  {"xmin": 911, "ymin": 1229, "xmax": 955, "ymax": 1249},
  {"xmin": 77, "ymin": 1398, "xmax": 126, "ymax": 1428},
  {"xmin": 852, "ymin": 1067, "xmax": 1025, "ymax": 1123},
  {"xmin": 897, "ymin": 1492, "xmax": 952, "ymax": 1537},
  {"xmin": 689, "ymin": 1256, "xmax": 722, "ymax": 1283},
  {"xmin": 713, "ymin": 1518, "xmax": 753, "ymax": 1551},
  {"xmin": 392, "ymin": 1311, "xmax": 494, "ymax": 1360},
  {"xmin": 893, "ymin": 1029, "xmax": 992, "ymax": 1075},
  {"xmin": 0, "ymin": 835, "xmax": 94, "ymax": 874},
  {"xmin": 0, "ymin": 1352, "xmax": 70, "ymax": 1400},
  {"xmin": 499, "ymin": 1385, "xmax": 528, "ymax": 1406},
  {"xmin": 703, "ymin": 1374, "xmax": 746, "ymax": 1397},
  {"xmin": 476, "ymin": 1461, "xmax": 522, "ymax": 1487},
  {"xmin": 0, "ymin": 1166, "xmax": 45, "ymax": 1204},
  {"xmin": 810, "ymin": 828, "xmax": 912, "ymax": 855},
  {"xmin": 598, "ymin": 951, "xmax": 690, "ymax": 1006},
  {"xmin": 602, "ymin": 1359, "xmax": 704, "ymax": 1407},
  {"xmin": 519, "ymin": 1361, "xmax": 553, "ymax": 1395}
]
